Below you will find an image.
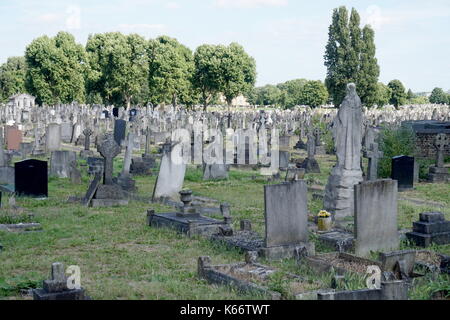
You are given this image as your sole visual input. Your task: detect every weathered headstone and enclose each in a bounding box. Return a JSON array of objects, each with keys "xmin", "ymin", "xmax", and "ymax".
[
  {"xmin": 6, "ymin": 126, "xmax": 22, "ymax": 151},
  {"xmin": 354, "ymin": 179, "xmax": 399, "ymax": 257},
  {"xmin": 113, "ymin": 119, "xmax": 126, "ymax": 146},
  {"xmin": 46, "ymin": 123, "xmax": 61, "ymax": 152},
  {"xmin": 428, "ymin": 133, "xmax": 449, "ymax": 182},
  {"xmin": 50, "ymin": 151, "xmax": 77, "ymax": 178},
  {"xmin": 365, "ymin": 143, "xmax": 383, "ymax": 181},
  {"xmin": 203, "ymin": 164, "xmax": 229, "ymax": 180}
]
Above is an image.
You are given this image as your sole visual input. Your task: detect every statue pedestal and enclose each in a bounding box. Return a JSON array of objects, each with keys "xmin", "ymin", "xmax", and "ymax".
[{"xmin": 324, "ymin": 168, "xmax": 363, "ymax": 219}]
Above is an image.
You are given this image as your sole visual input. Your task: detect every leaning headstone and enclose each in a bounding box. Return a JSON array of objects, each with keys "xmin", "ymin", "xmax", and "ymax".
[
  {"xmin": 324, "ymin": 84, "xmax": 364, "ymax": 219},
  {"xmin": 50, "ymin": 151, "xmax": 77, "ymax": 178},
  {"xmin": 391, "ymin": 155, "xmax": 414, "ymax": 191},
  {"xmin": 260, "ymin": 180, "xmax": 313, "ymax": 260},
  {"xmin": 15, "ymin": 159, "xmax": 48, "ymax": 197},
  {"xmin": 354, "ymin": 179, "xmax": 399, "ymax": 257},
  {"xmin": 33, "ymin": 262, "xmax": 88, "ymax": 300},
  {"xmin": 152, "ymin": 142, "xmax": 186, "ymax": 201}
]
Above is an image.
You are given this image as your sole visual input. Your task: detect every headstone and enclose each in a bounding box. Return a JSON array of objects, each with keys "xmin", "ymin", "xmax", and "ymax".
[
  {"xmin": 428, "ymin": 133, "xmax": 450, "ymax": 183},
  {"xmin": 97, "ymin": 133, "xmax": 121, "ymax": 185},
  {"xmin": 264, "ymin": 180, "xmax": 308, "ymax": 248},
  {"xmin": 152, "ymin": 142, "xmax": 186, "ymax": 201},
  {"xmin": 50, "ymin": 151, "xmax": 77, "ymax": 178},
  {"xmin": 391, "ymin": 155, "xmax": 414, "ymax": 191},
  {"xmin": 354, "ymin": 179, "xmax": 399, "ymax": 257},
  {"xmin": 15, "ymin": 159, "xmax": 48, "ymax": 197},
  {"xmin": 113, "ymin": 107, "xmax": 119, "ymax": 118},
  {"xmin": 365, "ymin": 143, "xmax": 383, "ymax": 181},
  {"xmin": 298, "ymin": 131, "xmax": 320, "ymax": 173},
  {"xmin": 46, "ymin": 123, "xmax": 61, "ymax": 152},
  {"xmin": 83, "ymin": 173, "xmax": 101, "ymax": 206},
  {"xmin": 6, "ymin": 126, "xmax": 22, "ymax": 151},
  {"xmin": 69, "ymin": 161, "xmax": 82, "ymax": 184},
  {"xmin": 203, "ymin": 164, "xmax": 229, "ymax": 180},
  {"xmin": 113, "ymin": 119, "xmax": 126, "ymax": 146},
  {"xmin": 60, "ymin": 122, "xmax": 73, "ymax": 143},
  {"xmin": 32, "ymin": 262, "xmax": 88, "ymax": 300},
  {"xmin": 324, "ymin": 84, "xmax": 364, "ymax": 219},
  {"xmin": 406, "ymin": 212, "xmax": 450, "ymax": 247}
]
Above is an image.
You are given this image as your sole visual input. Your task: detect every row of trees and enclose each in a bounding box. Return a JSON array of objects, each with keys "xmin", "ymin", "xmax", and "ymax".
[
  {"xmin": 0, "ymin": 32, "xmax": 256, "ymax": 109},
  {"xmin": 246, "ymin": 79, "xmax": 329, "ymax": 108}
]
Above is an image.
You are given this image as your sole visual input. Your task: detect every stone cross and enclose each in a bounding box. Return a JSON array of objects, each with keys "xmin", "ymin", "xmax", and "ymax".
[
  {"xmin": 434, "ymin": 133, "xmax": 449, "ymax": 168},
  {"xmin": 313, "ymin": 128, "xmax": 321, "ymax": 146},
  {"xmin": 83, "ymin": 128, "xmax": 93, "ymax": 151},
  {"xmin": 97, "ymin": 133, "xmax": 121, "ymax": 185},
  {"xmin": 366, "ymin": 143, "xmax": 383, "ymax": 180}
]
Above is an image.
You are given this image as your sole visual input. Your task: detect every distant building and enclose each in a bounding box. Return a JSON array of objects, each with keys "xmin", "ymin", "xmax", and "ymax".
[
  {"xmin": 218, "ymin": 94, "xmax": 250, "ymax": 107},
  {"xmin": 7, "ymin": 93, "xmax": 36, "ymax": 108}
]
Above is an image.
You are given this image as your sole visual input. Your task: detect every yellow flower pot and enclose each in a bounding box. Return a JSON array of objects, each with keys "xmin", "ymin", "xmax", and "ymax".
[{"xmin": 318, "ymin": 216, "xmax": 332, "ymax": 231}]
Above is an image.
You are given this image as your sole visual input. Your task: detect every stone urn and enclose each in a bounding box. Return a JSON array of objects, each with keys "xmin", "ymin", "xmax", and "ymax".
[{"xmin": 179, "ymin": 189, "xmax": 193, "ymax": 206}]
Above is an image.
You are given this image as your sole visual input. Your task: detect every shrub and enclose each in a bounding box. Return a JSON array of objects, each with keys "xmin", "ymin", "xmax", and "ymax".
[{"xmin": 378, "ymin": 125, "xmax": 416, "ymax": 178}]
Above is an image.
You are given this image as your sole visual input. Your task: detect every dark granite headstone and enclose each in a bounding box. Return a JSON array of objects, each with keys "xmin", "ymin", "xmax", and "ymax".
[
  {"xmin": 15, "ymin": 159, "xmax": 48, "ymax": 197},
  {"xmin": 112, "ymin": 107, "xmax": 119, "ymax": 118},
  {"xmin": 113, "ymin": 119, "xmax": 126, "ymax": 146},
  {"xmin": 391, "ymin": 155, "xmax": 414, "ymax": 191},
  {"xmin": 83, "ymin": 173, "xmax": 101, "ymax": 206}
]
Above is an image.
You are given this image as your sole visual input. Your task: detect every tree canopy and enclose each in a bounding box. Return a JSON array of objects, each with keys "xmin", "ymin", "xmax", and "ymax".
[{"xmin": 0, "ymin": 56, "xmax": 27, "ymax": 102}]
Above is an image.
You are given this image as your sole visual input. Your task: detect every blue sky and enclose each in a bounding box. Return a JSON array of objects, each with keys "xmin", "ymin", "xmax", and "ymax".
[{"xmin": 0, "ymin": 0, "xmax": 449, "ymax": 92}]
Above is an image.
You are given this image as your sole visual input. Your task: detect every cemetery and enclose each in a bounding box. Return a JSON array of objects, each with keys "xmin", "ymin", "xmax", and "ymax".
[{"xmin": 0, "ymin": 2, "xmax": 449, "ymax": 304}]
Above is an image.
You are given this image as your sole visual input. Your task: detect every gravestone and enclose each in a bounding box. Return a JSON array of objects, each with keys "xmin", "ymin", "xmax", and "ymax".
[
  {"xmin": 324, "ymin": 84, "xmax": 364, "ymax": 219},
  {"xmin": 354, "ymin": 179, "xmax": 399, "ymax": 257},
  {"xmin": 6, "ymin": 126, "xmax": 22, "ymax": 151},
  {"xmin": 428, "ymin": 133, "xmax": 449, "ymax": 182},
  {"xmin": 87, "ymin": 157, "xmax": 104, "ymax": 176},
  {"xmin": 46, "ymin": 123, "xmax": 61, "ymax": 152},
  {"xmin": 113, "ymin": 119, "xmax": 126, "ymax": 146},
  {"xmin": 69, "ymin": 161, "xmax": 82, "ymax": 184},
  {"xmin": 113, "ymin": 107, "xmax": 119, "ymax": 118},
  {"xmin": 0, "ymin": 166, "xmax": 14, "ymax": 185},
  {"xmin": 33, "ymin": 262, "xmax": 88, "ymax": 300},
  {"xmin": 261, "ymin": 180, "xmax": 313, "ymax": 259},
  {"xmin": 60, "ymin": 123, "xmax": 73, "ymax": 143},
  {"xmin": 203, "ymin": 164, "xmax": 229, "ymax": 180},
  {"xmin": 279, "ymin": 151, "xmax": 290, "ymax": 169},
  {"xmin": 50, "ymin": 151, "xmax": 77, "ymax": 178},
  {"xmin": 406, "ymin": 212, "xmax": 450, "ymax": 247},
  {"xmin": 364, "ymin": 143, "xmax": 383, "ymax": 181},
  {"xmin": 298, "ymin": 131, "xmax": 320, "ymax": 173},
  {"xmin": 391, "ymin": 155, "xmax": 414, "ymax": 191},
  {"xmin": 82, "ymin": 173, "xmax": 101, "ymax": 206},
  {"xmin": 152, "ymin": 142, "xmax": 186, "ymax": 201},
  {"xmin": 15, "ymin": 159, "xmax": 48, "ymax": 197}
]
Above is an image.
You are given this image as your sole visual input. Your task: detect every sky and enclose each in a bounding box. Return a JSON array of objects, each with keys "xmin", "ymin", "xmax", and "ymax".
[{"xmin": 0, "ymin": 0, "xmax": 449, "ymax": 92}]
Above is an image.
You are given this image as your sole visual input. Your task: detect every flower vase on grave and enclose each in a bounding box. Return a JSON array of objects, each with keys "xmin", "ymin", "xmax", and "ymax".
[{"xmin": 317, "ymin": 210, "xmax": 332, "ymax": 232}]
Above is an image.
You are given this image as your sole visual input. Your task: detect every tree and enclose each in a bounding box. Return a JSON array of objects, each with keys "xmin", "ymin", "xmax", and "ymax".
[
  {"xmin": 277, "ymin": 78, "xmax": 307, "ymax": 108},
  {"xmin": 406, "ymin": 89, "xmax": 415, "ymax": 101},
  {"xmin": 375, "ymin": 82, "xmax": 391, "ymax": 107},
  {"xmin": 387, "ymin": 79, "xmax": 407, "ymax": 107},
  {"xmin": 193, "ymin": 43, "xmax": 256, "ymax": 111},
  {"xmin": 25, "ymin": 32, "xmax": 87, "ymax": 105},
  {"xmin": 429, "ymin": 87, "xmax": 449, "ymax": 104},
  {"xmin": 358, "ymin": 25, "xmax": 380, "ymax": 106},
  {"xmin": 324, "ymin": 6, "xmax": 379, "ymax": 107},
  {"xmin": 297, "ymin": 80, "xmax": 329, "ymax": 107},
  {"xmin": 0, "ymin": 56, "xmax": 27, "ymax": 102},
  {"xmin": 193, "ymin": 44, "xmax": 223, "ymax": 111},
  {"xmin": 86, "ymin": 32, "xmax": 148, "ymax": 108},
  {"xmin": 147, "ymin": 36, "xmax": 197, "ymax": 107},
  {"xmin": 256, "ymin": 85, "xmax": 283, "ymax": 106},
  {"xmin": 219, "ymin": 43, "xmax": 256, "ymax": 110}
]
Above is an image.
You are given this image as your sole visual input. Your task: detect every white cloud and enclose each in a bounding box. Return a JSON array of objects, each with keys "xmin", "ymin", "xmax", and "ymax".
[
  {"xmin": 215, "ymin": 0, "xmax": 288, "ymax": 9},
  {"xmin": 166, "ymin": 2, "xmax": 181, "ymax": 9},
  {"xmin": 66, "ymin": 5, "xmax": 81, "ymax": 30}
]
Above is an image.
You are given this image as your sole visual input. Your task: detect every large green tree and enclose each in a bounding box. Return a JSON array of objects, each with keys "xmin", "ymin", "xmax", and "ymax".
[
  {"xmin": 86, "ymin": 32, "xmax": 148, "ymax": 108},
  {"xmin": 147, "ymin": 36, "xmax": 197, "ymax": 107},
  {"xmin": 0, "ymin": 56, "xmax": 27, "ymax": 102},
  {"xmin": 276, "ymin": 78, "xmax": 307, "ymax": 108},
  {"xmin": 219, "ymin": 43, "xmax": 256, "ymax": 109},
  {"xmin": 375, "ymin": 82, "xmax": 391, "ymax": 107},
  {"xmin": 324, "ymin": 6, "xmax": 379, "ymax": 107},
  {"xmin": 298, "ymin": 80, "xmax": 329, "ymax": 107},
  {"xmin": 388, "ymin": 79, "xmax": 407, "ymax": 107},
  {"xmin": 429, "ymin": 87, "xmax": 449, "ymax": 104},
  {"xmin": 25, "ymin": 32, "xmax": 87, "ymax": 105}
]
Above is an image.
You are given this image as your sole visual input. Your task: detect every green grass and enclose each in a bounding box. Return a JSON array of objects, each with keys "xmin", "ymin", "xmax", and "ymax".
[{"xmin": 0, "ymin": 150, "xmax": 449, "ymax": 300}]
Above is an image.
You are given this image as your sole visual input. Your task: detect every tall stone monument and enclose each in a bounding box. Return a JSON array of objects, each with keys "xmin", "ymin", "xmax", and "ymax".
[{"xmin": 324, "ymin": 83, "xmax": 364, "ymax": 219}]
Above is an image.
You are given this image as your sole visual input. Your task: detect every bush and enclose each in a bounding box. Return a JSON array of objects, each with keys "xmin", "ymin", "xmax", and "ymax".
[{"xmin": 378, "ymin": 125, "xmax": 416, "ymax": 178}]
